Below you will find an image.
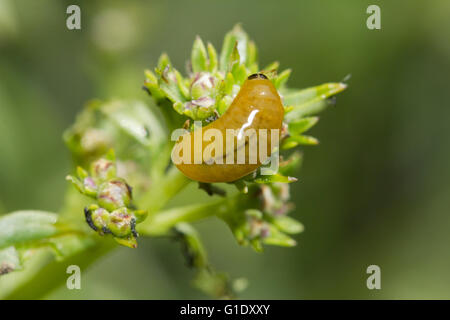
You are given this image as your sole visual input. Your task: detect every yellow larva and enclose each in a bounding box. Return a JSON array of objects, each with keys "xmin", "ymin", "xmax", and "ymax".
[{"xmin": 173, "ymin": 73, "xmax": 284, "ymax": 183}]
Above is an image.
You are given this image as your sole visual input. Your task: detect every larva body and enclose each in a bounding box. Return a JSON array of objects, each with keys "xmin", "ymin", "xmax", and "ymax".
[{"xmin": 173, "ymin": 74, "xmax": 284, "ymax": 183}]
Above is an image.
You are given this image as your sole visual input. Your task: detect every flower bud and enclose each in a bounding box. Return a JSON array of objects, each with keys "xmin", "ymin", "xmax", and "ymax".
[
  {"xmin": 108, "ymin": 207, "xmax": 137, "ymax": 238},
  {"xmin": 97, "ymin": 178, "xmax": 132, "ymax": 211},
  {"xmin": 245, "ymin": 209, "xmax": 270, "ymax": 240},
  {"xmin": 107, "ymin": 207, "xmax": 134, "ymax": 238},
  {"xmin": 190, "ymin": 72, "xmax": 215, "ymax": 100},
  {"xmin": 90, "ymin": 207, "xmax": 110, "ymax": 233},
  {"xmin": 83, "ymin": 177, "xmax": 97, "ymax": 196},
  {"xmin": 91, "ymin": 158, "xmax": 116, "ymax": 181}
]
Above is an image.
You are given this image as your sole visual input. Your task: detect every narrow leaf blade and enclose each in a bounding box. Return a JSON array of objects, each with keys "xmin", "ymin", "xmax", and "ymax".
[{"xmin": 0, "ymin": 211, "xmax": 59, "ymax": 249}]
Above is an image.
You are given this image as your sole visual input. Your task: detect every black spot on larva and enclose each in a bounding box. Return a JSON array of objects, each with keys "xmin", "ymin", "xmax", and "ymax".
[{"xmin": 248, "ymin": 73, "xmax": 268, "ymax": 80}]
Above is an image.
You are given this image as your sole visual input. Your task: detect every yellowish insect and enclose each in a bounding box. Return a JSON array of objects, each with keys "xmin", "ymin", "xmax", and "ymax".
[{"xmin": 173, "ymin": 73, "xmax": 284, "ymax": 183}]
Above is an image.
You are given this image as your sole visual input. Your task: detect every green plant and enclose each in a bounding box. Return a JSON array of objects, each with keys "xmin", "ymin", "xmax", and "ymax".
[{"xmin": 0, "ymin": 25, "xmax": 346, "ymax": 299}]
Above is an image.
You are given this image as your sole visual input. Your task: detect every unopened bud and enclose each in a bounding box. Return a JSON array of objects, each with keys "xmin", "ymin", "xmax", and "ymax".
[
  {"xmin": 91, "ymin": 158, "xmax": 116, "ymax": 181},
  {"xmin": 91, "ymin": 207, "xmax": 110, "ymax": 234},
  {"xmin": 108, "ymin": 207, "xmax": 135, "ymax": 238},
  {"xmin": 97, "ymin": 178, "xmax": 132, "ymax": 211},
  {"xmin": 190, "ymin": 72, "xmax": 215, "ymax": 100}
]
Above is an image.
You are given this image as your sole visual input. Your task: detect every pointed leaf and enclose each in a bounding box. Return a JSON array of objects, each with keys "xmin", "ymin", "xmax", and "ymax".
[
  {"xmin": 262, "ymin": 226, "xmax": 297, "ymax": 247},
  {"xmin": 254, "ymin": 173, "xmax": 297, "ymax": 184},
  {"xmin": 231, "ymin": 63, "xmax": 247, "ymax": 85},
  {"xmin": 272, "ymin": 216, "xmax": 304, "ymax": 234},
  {"xmin": 100, "ymin": 100, "xmax": 166, "ymax": 148},
  {"xmin": 281, "ymin": 135, "xmax": 319, "ymax": 149},
  {"xmin": 263, "ymin": 61, "xmax": 279, "ymax": 73},
  {"xmin": 284, "ymin": 83, "xmax": 347, "ymax": 120},
  {"xmin": 246, "ymin": 40, "xmax": 258, "ymax": 69},
  {"xmin": 157, "ymin": 66, "xmax": 187, "ymax": 103},
  {"xmin": 144, "ymin": 70, "xmax": 166, "ymax": 101},
  {"xmin": 207, "ymin": 43, "xmax": 218, "ymax": 72},
  {"xmin": 219, "ymin": 24, "xmax": 249, "ymax": 71},
  {"xmin": 157, "ymin": 53, "xmax": 171, "ymax": 70},
  {"xmin": 174, "ymin": 69, "xmax": 190, "ymax": 100},
  {"xmin": 279, "ymin": 151, "xmax": 303, "ymax": 176},
  {"xmin": 273, "ymin": 69, "xmax": 291, "ymax": 89},
  {"xmin": 191, "ymin": 36, "xmax": 208, "ymax": 73},
  {"xmin": 288, "ymin": 117, "xmax": 319, "ymax": 135}
]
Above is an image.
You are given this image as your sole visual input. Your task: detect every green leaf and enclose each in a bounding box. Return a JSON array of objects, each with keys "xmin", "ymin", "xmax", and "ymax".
[
  {"xmin": 174, "ymin": 69, "xmax": 190, "ymax": 100},
  {"xmin": 219, "ymin": 24, "xmax": 249, "ymax": 71},
  {"xmin": 144, "ymin": 70, "xmax": 166, "ymax": 101},
  {"xmin": 220, "ymin": 31, "xmax": 237, "ymax": 72},
  {"xmin": 191, "ymin": 36, "xmax": 208, "ymax": 73},
  {"xmin": 279, "ymin": 151, "xmax": 303, "ymax": 176},
  {"xmin": 288, "ymin": 117, "xmax": 319, "ymax": 135},
  {"xmin": 207, "ymin": 43, "xmax": 218, "ymax": 72},
  {"xmin": 283, "ymin": 83, "xmax": 347, "ymax": 120},
  {"xmin": 157, "ymin": 67, "xmax": 187, "ymax": 103},
  {"xmin": 157, "ymin": 53, "xmax": 171, "ymax": 70},
  {"xmin": 289, "ymin": 96, "xmax": 331, "ymax": 118},
  {"xmin": 271, "ymin": 216, "xmax": 304, "ymax": 234},
  {"xmin": 284, "ymin": 105, "xmax": 294, "ymax": 113},
  {"xmin": 254, "ymin": 173, "xmax": 297, "ymax": 184},
  {"xmin": 99, "ymin": 100, "xmax": 166, "ymax": 148},
  {"xmin": 281, "ymin": 135, "xmax": 319, "ymax": 149},
  {"xmin": 246, "ymin": 40, "xmax": 258, "ymax": 70},
  {"xmin": 231, "ymin": 63, "xmax": 248, "ymax": 85},
  {"xmin": 273, "ymin": 69, "xmax": 291, "ymax": 89},
  {"xmin": 250, "ymin": 238, "xmax": 263, "ymax": 252},
  {"xmin": 65, "ymin": 174, "xmax": 84, "ymax": 194},
  {"xmin": 223, "ymin": 72, "xmax": 235, "ymax": 95},
  {"xmin": 0, "ymin": 211, "xmax": 59, "ymax": 249},
  {"xmin": 284, "ymin": 82, "xmax": 346, "ymax": 106},
  {"xmin": 228, "ymin": 43, "xmax": 240, "ymax": 72},
  {"xmin": 245, "ymin": 209, "xmax": 263, "ymax": 219},
  {"xmin": 263, "ymin": 61, "xmax": 279, "ymax": 73},
  {"xmin": 263, "ymin": 226, "xmax": 297, "ymax": 247}
]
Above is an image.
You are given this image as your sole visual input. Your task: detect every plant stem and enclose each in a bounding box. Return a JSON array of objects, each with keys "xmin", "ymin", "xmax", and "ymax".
[
  {"xmin": 139, "ymin": 165, "xmax": 191, "ymax": 215},
  {"xmin": 1, "ymin": 239, "xmax": 115, "ymax": 299},
  {"xmin": 137, "ymin": 199, "xmax": 228, "ymax": 236}
]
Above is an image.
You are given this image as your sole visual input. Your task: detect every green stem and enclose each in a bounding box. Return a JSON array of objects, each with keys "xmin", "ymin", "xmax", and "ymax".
[
  {"xmin": 138, "ymin": 199, "xmax": 228, "ymax": 236},
  {"xmin": 1, "ymin": 239, "xmax": 115, "ymax": 300},
  {"xmin": 139, "ymin": 165, "xmax": 191, "ymax": 215}
]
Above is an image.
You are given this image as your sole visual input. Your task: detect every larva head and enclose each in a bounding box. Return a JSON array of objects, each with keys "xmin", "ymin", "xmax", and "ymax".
[
  {"xmin": 247, "ymin": 73, "xmax": 268, "ymax": 80},
  {"xmin": 236, "ymin": 73, "xmax": 284, "ymax": 114}
]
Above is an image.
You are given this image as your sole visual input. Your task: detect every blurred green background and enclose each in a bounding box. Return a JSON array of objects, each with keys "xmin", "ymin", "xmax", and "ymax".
[{"xmin": 1, "ymin": 0, "xmax": 450, "ymax": 299}]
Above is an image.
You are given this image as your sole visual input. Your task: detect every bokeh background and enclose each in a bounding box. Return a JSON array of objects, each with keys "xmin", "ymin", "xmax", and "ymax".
[{"xmin": 1, "ymin": 0, "xmax": 450, "ymax": 299}]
